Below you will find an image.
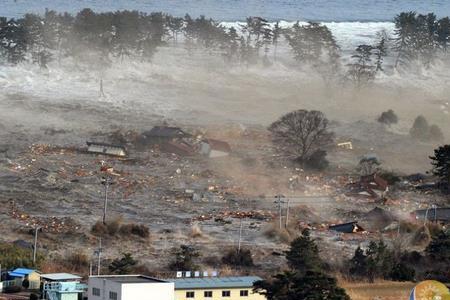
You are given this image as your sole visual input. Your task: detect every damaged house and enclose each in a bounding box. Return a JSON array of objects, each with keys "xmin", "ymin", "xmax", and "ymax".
[
  {"xmin": 200, "ymin": 139, "xmax": 232, "ymax": 158},
  {"xmin": 346, "ymin": 173, "xmax": 388, "ymax": 199},
  {"xmin": 142, "ymin": 126, "xmax": 190, "ymax": 144},
  {"xmin": 412, "ymin": 207, "xmax": 450, "ymax": 224},
  {"xmin": 86, "ymin": 142, "xmax": 127, "ymax": 157},
  {"xmin": 329, "ymin": 221, "xmax": 365, "ymax": 233}
]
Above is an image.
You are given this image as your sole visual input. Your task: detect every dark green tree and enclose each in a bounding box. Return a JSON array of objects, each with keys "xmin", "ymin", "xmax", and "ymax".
[
  {"xmin": 254, "ymin": 229, "xmax": 350, "ymax": 300},
  {"xmin": 284, "ymin": 22, "xmax": 340, "ymax": 80},
  {"xmin": 272, "ymin": 21, "xmax": 281, "ymax": 61},
  {"xmin": 168, "ymin": 245, "xmax": 200, "ymax": 271},
  {"xmin": 108, "ymin": 253, "xmax": 138, "ymax": 275},
  {"xmin": 378, "ymin": 109, "xmax": 398, "ymax": 125},
  {"xmin": 347, "ymin": 44, "xmax": 376, "ymax": 87},
  {"xmin": 410, "ymin": 115, "xmax": 430, "ymax": 140},
  {"xmin": 430, "ymin": 145, "xmax": 450, "ymax": 189},
  {"xmin": 425, "ymin": 230, "xmax": 450, "ymax": 262},
  {"xmin": 222, "ymin": 248, "xmax": 254, "ymax": 267}
]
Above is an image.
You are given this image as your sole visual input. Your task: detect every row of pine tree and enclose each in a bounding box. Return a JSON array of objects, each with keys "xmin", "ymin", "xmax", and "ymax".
[{"xmin": 1, "ymin": 10, "xmax": 450, "ymax": 84}]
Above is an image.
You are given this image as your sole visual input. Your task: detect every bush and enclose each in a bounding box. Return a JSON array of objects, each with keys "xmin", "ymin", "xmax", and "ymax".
[
  {"xmin": 0, "ymin": 242, "xmax": 43, "ymax": 269},
  {"xmin": 92, "ymin": 220, "xmax": 149, "ymax": 238},
  {"xmin": 379, "ymin": 171, "xmax": 401, "ymax": 185},
  {"xmin": 65, "ymin": 252, "xmax": 89, "ymax": 272},
  {"xmin": 108, "ymin": 253, "xmax": 138, "ymax": 275},
  {"xmin": 168, "ymin": 245, "xmax": 200, "ymax": 271},
  {"xmin": 91, "ymin": 221, "xmax": 108, "ymax": 236},
  {"xmin": 119, "ymin": 224, "xmax": 150, "ymax": 238},
  {"xmin": 378, "ymin": 109, "xmax": 398, "ymax": 125},
  {"xmin": 29, "ymin": 293, "xmax": 39, "ymax": 300},
  {"xmin": 429, "ymin": 124, "xmax": 444, "ymax": 141},
  {"xmin": 390, "ymin": 262, "xmax": 415, "ymax": 281},
  {"xmin": 107, "ymin": 218, "xmax": 122, "ymax": 235},
  {"xmin": 222, "ymin": 248, "xmax": 254, "ymax": 267},
  {"xmin": 303, "ymin": 150, "xmax": 329, "ymax": 170},
  {"xmin": 410, "ymin": 115, "xmax": 429, "ymax": 140},
  {"xmin": 410, "ymin": 116, "xmax": 444, "ymax": 141}
]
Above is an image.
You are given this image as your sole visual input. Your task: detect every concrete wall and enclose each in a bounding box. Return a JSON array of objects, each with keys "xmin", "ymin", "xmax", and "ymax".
[
  {"xmin": 27, "ymin": 272, "xmax": 41, "ymax": 289},
  {"xmin": 88, "ymin": 277, "xmax": 174, "ymax": 300},
  {"xmin": 122, "ymin": 282, "xmax": 174, "ymax": 300},
  {"xmin": 174, "ymin": 288, "xmax": 266, "ymax": 300},
  {"xmin": 88, "ymin": 277, "xmax": 122, "ymax": 300}
]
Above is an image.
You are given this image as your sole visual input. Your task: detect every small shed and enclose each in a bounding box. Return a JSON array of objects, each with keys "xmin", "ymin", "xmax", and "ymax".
[
  {"xmin": 86, "ymin": 142, "xmax": 127, "ymax": 157},
  {"xmin": 329, "ymin": 221, "xmax": 365, "ymax": 233},
  {"xmin": 7, "ymin": 268, "xmax": 41, "ymax": 289}
]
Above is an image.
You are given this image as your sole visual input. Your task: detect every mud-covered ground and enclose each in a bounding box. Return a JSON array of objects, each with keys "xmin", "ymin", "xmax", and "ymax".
[
  {"xmin": 0, "ymin": 45, "xmax": 449, "ymax": 275},
  {"xmin": 0, "ymin": 90, "xmax": 446, "ymax": 275}
]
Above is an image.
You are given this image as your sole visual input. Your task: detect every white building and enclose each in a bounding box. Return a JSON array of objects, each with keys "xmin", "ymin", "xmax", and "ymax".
[{"xmin": 88, "ymin": 275, "xmax": 174, "ymax": 300}]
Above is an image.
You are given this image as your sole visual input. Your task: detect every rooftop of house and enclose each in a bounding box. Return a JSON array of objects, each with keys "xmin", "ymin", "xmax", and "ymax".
[
  {"xmin": 90, "ymin": 275, "xmax": 166, "ymax": 284},
  {"xmin": 329, "ymin": 221, "xmax": 365, "ymax": 233},
  {"xmin": 86, "ymin": 141, "xmax": 126, "ymax": 149},
  {"xmin": 144, "ymin": 126, "xmax": 189, "ymax": 138},
  {"xmin": 41, "ymin": 273, "xmax": 82, "ymax": 281},
  {"xmin": 8, "ymin": 268, "xmax": 38, "ymax": 277},
  {"xmin": 168, "ymin": 276, "xmax": 262, "ymax": 290},
  {"xmin": 206, "ymin": 139, "xmax": 231, "ymax": 152},
  {"xmin": 414, "ymin": 207, "xmax": 450, "ymax": 221}
]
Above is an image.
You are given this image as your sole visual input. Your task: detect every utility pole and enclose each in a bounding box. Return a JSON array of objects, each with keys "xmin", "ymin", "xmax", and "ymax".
[
  {"xmin": 237, "ymin": 218, "xmax": 243, "ymax": 254},
  {"xmin": 101, "ymin": 176, "xmax": 113, "ymax": 224},
  {"xmin": 275, "ymin": 195, "xmax": 285, "ymax": 229},
  {"xmin": 33, "ymin": 226, "xmax": 39, "ymax": 264},
  {"xmin": 94, "ymin": 238, "xmax": 103, "ymax": 276},
  {"xmin": 285, "ymin": 198, "xmax": 290, "ymax": 228}
]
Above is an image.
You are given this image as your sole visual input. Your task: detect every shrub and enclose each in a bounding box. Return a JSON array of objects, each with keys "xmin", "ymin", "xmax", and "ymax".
[
  {"xmin": 168, "ymin": 245, "xmax": 200, "ymax": 271},
  {"xmin": 263, "ymin": 224, "xmax": 292, "ymax": 244},
  {"xmin": 65, "ymin": 252, "xmax": 89, "ymax": 272},
  {"xmin": 429, "ymin": 124, "xmax": 444, "ymax": 141},
  {"xmin": 92, "ymin": 220, "xmax": 149, "ymax": 238},
  {"xmin": 119, "ymin": 223, "xmax": 150, "ymax": 238},
  {"xmin": 390, "ymin": 262, "xmax": 415, "ymax": 281},
  {"xmin": 29, "ymin": 294, "xmax": 39, "ymax": 300},
  {"xmin": 377, "ymin": 109, "xmax": 398, "ymax": 125},
  {"xmin": 91, "ymin": 221, "xmax": 108, "ymax": 236},
  {"xmin": 0, "ymin": 242, "xmax": 43, "ymax": 269},
  {"xmin": 303, "ymin": 150, "xmax": 329, "ymax": 170},
  {"xmin": 108, "ymin": 253, "xmax": 138, "ymax": 275},
  {"xmin": 410, "ymin": 116, "xmax": 444, "ymax": 141},
  {"xmin": 410, "ymin": 115, "xmax": 429, "ymax": 140},
  {"xmin": 107, "ymin": 218, "xmax": 122, "ymax": 235},
  {"xmin": 222, "ymin": 248, "xmax": 254, "ymax": 267},
  {"xmin": 379, "ymin": 171, "xmax": 401, "ymax": 185}
]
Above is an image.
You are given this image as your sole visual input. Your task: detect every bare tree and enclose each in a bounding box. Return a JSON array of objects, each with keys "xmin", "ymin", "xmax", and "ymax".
[{"xmin": 269, "ymin": 110, "xmax": 334, "ymax": 163}]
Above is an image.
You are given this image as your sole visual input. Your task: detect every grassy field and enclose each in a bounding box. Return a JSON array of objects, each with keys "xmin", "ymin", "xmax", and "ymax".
[{"xmin": 341, "ymin": 280, "xmax": 415, "ymax": 300}]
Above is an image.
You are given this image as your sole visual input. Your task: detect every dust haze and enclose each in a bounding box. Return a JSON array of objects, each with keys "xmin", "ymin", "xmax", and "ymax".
[{"xmin": 0, "ymin": 43, "xmax": 448, "ymax": 173}]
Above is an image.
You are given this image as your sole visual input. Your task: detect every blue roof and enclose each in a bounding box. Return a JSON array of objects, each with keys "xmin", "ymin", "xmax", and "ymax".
[
  {"xmin": 8, "ymin": 268, "xmax": 37, "ymax": 277},
  {"xmin": 169, "ymin": 276, "xmax": 262, "ymax": 290}
]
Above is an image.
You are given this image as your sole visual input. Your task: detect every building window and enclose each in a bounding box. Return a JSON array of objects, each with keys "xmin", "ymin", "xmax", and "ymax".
[
  {"xmin": 186, "ymin": 291, "xmax": 195, "ymax": 298},
  {"xmin": 240, "ymin": 290, "xmax": 249, "ymax": 297},
  {"xmin": 92, "ymin": 287, "xmax": 101, "ymax": 296},
  {"xmin": 204, "ymin": 291, "xmax": 213, "ymax": 298},
  {"xmin": 109, "ymin": 291, "xmax": 118, "ymax": 300},
  {"xmin": 222, "ymin": 290, "xmax": 231, "ymax": 297}
]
